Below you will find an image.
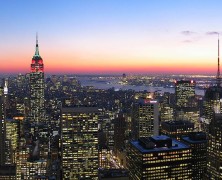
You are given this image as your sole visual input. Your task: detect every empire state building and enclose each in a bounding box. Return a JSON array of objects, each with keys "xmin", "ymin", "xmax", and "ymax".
[{"xmin": 29, "ymin": 35, "xmax": 45, "ymax": 125}]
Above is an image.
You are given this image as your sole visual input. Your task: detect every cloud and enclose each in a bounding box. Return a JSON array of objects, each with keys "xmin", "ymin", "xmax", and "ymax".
[
  {"xmin": 206, "ymin": 31, "xmax": 219, "ymax": 35},
  {"xmin": 181, "ymin": 31, "xmax": 196, "ymax": 36},
  {"xmin": 182, "ymin": 40, "xmax": 192, "ymax": 43}
]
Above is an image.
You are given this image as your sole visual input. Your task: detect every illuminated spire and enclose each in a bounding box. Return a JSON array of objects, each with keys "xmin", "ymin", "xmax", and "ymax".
[
  {"xmin": 217, "ymin": 33, "xmax": 221, "ymax": 87},
  {"xmin": 35, "ymin": 33, "xmax": 40, "ymax": 56}
]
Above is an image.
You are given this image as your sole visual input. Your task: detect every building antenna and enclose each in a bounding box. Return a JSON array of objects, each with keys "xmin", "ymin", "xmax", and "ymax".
[
  {"xmin": 217, "ymin": 33, "xmax": 220, "ymax": 87},
  {"xmin": 36, "ymin": 32, "xmax": 38, "ymax": 46},
  {"xmin": 35, "ymin": 32, "xmax": 39, "ymax": 56}
]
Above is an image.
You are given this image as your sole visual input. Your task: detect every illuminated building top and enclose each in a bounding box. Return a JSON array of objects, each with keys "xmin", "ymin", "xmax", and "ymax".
[{"xmin": 31, "ymin": 34, "xmax": 44, "ymax": 73}]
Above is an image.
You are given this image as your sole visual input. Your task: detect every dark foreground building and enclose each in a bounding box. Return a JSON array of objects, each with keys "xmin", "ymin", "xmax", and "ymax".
[
  {"xmin": 127, "ymin": 135, "xmax": 192, "ymax": 180},
  {"xmin": 205, "ymin": 113, "xmax": 222, "ymax": 179},
  {"xmin": 161, "ymin": 120, "xmax": 194, "ymax": 140},
  {"xmin": 182, "ymin": 132, "xmax": 207, "ymax": 180}
]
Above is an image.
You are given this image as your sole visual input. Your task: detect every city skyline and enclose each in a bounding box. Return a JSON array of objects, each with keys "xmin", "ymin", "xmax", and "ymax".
[{"xmin": 1, "ymin": 0, "xmax": 222, "ymax": 74}]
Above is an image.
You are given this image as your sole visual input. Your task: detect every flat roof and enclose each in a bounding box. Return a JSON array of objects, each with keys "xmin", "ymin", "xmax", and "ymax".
[
  {"xmin": 151, "ymin": 135, "xmax": 170, "ymax": 141},
  {"xmin": 131, "ymin": 137, "xmax": 189, "ymax": 153},
  {"xmin": 182, "ymin": 136, "xmax": 207, "ymax": 144},
  {"xmin": 162, "ymin": 120, "xmax": 193, "ymax": 125}
]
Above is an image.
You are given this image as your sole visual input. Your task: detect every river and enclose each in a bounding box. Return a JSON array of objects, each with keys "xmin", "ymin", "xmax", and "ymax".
[{"xmin": 77, "ymin": 77, "xmax": 205, "ymax": 96}]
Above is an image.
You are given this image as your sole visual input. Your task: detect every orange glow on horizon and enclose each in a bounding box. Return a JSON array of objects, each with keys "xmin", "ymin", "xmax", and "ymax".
[
  {"xmin": 0, "ymin": 51, "xmax": 219, "ymax": 75},
  {"xmin": 0, "ymin": 61, "xmax": 218, "ymax": 75},
  {"xmin": 43, "ymin": 63, "xmax": 218, "ymax": 74}
]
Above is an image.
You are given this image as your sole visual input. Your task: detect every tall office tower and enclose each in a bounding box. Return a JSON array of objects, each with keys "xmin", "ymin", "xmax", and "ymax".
[
  {"xmin": 161, "ymin": 120, "xmax": 194, "ymax": 140},
  {"xmin": 204, "ymin": 37, "xmax": 222, "ymax": 124},
  {"xmin": 205, "ymin": 113, "xmax": 222, "ymax": 179},
  {"xmin": 16, "ymin": 37, "xmax": 49, "ymax": 179},
  {"xmin": 61, "ymin": 107, "xmax": 99, "ymax": 179},
  {"xmin": 175, "ymin": 80, "xmax": 196, "ymax": 108},
  {"xmin": 113, "ymin": 113, "xmax": 127, "ymax": 168},
  {"xmin": 160, "ymin": 104, "xmax": 174, "ymax": 122},
  {"xmin": 127, "ymin": 135, "xmax": 192, "ymax": 179},
  {"xmin": 114, "ymin": 113, "xmax": 126, "ymax": 154},
  {"xmin": 0, "ymin": 87, "xmax": 6, "ymax": 165},
  {"xmin": 204, "ymin": 85, "xmax": 222, "ymax": 123},
  {"xmin": 29, "ymin": 35, "xmax": 45, "ymax": 125},
  {"xmin": 0, "ymin": 79, "xmax": 9, "ymax": 165},
  {"xmin": 5, "ymin": 119, "xmax": 19, "ymax": 165},
  {"xmin": 176, "ymin": 107, "xmax": 200, "ymax": 129},
  {"xmin": 182, "ymin": 132, "xmax": 207, "ymax": 180},
  {"xmin": 122, "ymin": 73, "xmax": 127, "ymax": 83},
  {"xmin": 132, "ymin": 98, "xmax": 159, "ymax": 139},
  {"xmin": 160, "ymin": 92, "xmax": 174, "ymax": 122},
  {"xmin": 204, "ymin": 37, "xmax": 222, "ymax": 179}
]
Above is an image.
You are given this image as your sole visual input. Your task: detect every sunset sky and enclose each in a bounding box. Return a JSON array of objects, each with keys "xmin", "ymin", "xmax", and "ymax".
[{"xmin": 1, "ymin": 0, "xmax": 222, "ymax": 74}]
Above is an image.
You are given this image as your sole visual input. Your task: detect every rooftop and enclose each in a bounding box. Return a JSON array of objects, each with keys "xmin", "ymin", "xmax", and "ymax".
[
  {"xmin": 182, "ymin": 132, "xmax": 207, "ymax": 144},
  {"xmin": 131, "ymin": 135, "xmax": 189, "ymax": 153},
  {"xmin": 151, "ymin": 135, "xmax": 170, "ymax": 141},
  {"xmin": 162, "ymin": 120, "xmax": 194, "ymax": 126}
]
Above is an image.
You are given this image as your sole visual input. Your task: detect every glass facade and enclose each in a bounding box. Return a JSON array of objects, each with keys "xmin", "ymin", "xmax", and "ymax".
[
  {"xmin": 61, "ymin": 107, "xmax": 99, "ymax": 179},
  {"xmin": 132, "ymin": 99, "xmax": 159, "ymax": 139},
  {"xmin": 175, "ymin": 80, "xmax": 195, "ymax": 108}
]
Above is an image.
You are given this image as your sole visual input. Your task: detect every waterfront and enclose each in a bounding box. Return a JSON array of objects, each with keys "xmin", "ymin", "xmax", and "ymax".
[{"xmin": 77, "ymin": 77, "xmax": 205, "ymax": 96}]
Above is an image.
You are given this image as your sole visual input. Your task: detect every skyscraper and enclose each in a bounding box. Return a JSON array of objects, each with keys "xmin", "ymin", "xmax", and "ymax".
[
  {"xmin": 5, "ymin": 119, "xmax": 19, "ymax": 165},
  {"xmin": 61, "ymin": 107, "xmax": 99, "ymax": 179},
  {"xmin": 132, "ymin": 98, "xmax": 159, "ymax": 139},
  {"xmin": 205, "ymin": 36, "xmax": 222, "ymax": 179},
  {"xmin": 175, "ymin": 80, "xmax": 195, "ymax": 108},
  {"xmin": 29, "ymin": 35, "xmax": 45, "ymax": 125},
  {"xmin": 182, "ymin": 132, "xmax": 207, "ymax": 180},
  {"xmin": 16, "ymin": 36, "xmax": 49, "ymax": 179},
  {"xmin": 205, "ymin": 113, "xmax": 222, "ymax": 179},
  {"xmin": 204, "ymin": 37, "xmax": 222, "ymax": 123},
  {"xmin": 114, "ymin": 113, "xmax": 126, "ymax": 154},
  {"xmin": 0, "ymin": 87, "xmax": 6, "ymax": 165},
  {"xmin": 0, "ymin": 79, "xmax": 10, "ymax": 166}
]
